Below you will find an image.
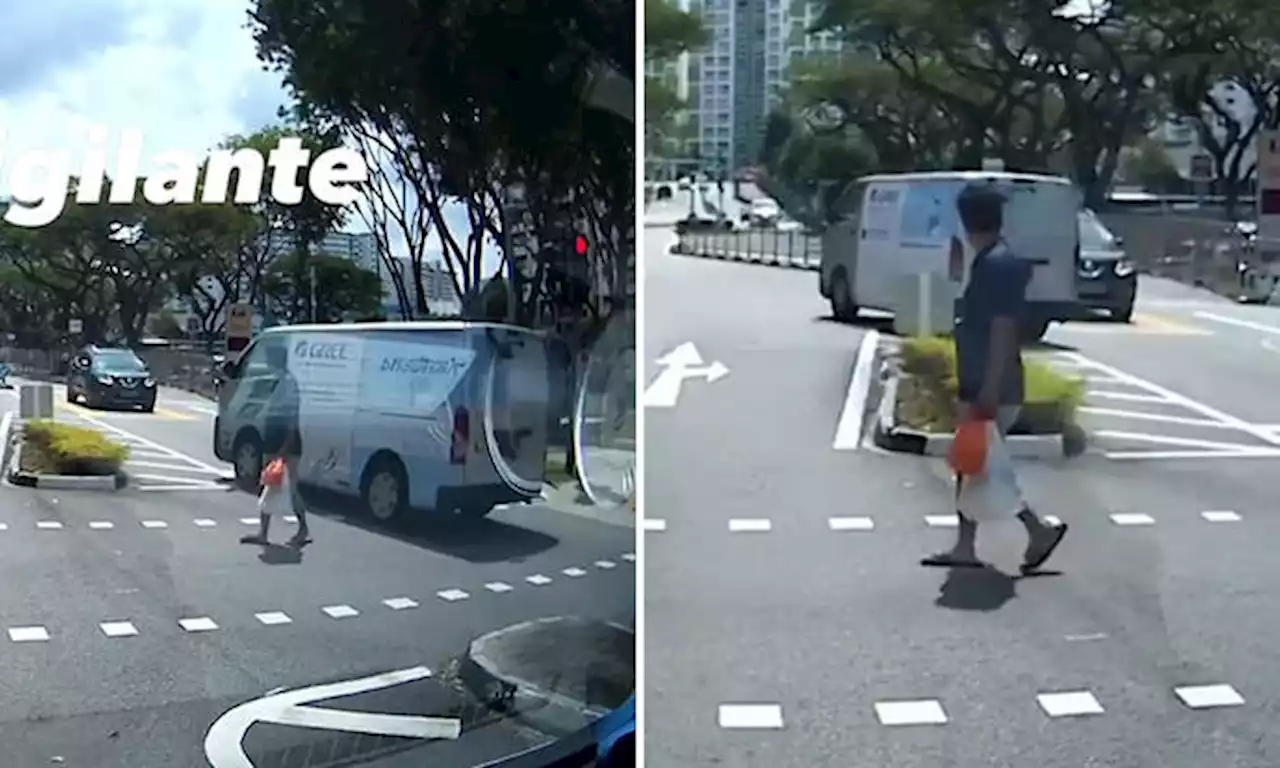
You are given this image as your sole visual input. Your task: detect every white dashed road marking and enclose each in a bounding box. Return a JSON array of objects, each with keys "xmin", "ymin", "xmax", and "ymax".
[
  {"xmin": 254, "ymin": 612, "xmax": 292, "ymax": 626},
  {"xmin": 525, "ymin": 574, "xmax": 553, "ymax": 586},
  {"xmin": 1037, "ymin": 690, "xmax": 1104, "ymax": 717},
  {"xmin": 1201, "ymin": 510, "xmax": 1241, "ymax": 522},
  {"xmin": 728, "ymin": 518, "xmax": 771, "ymax": 532},
  {"xmin": 383, "ymin": 597, "xmax": 419, "ymax": 610},
  {"xmin": 643, "ymin": 518, "xmax": 667, "ymax": 531},
  {"xmin": 1110, "ymin": 513, "xmax": 1156, "ymax": 526},
  {"xmin": 322, "ymin": 605, "xmax": 360, "ymax": 619},
  {"xmin": 178, "ymin": 617, "xmax": 218, "ymax": 633},
  {"xmin": 874, "ymin": 699, "xmax": 949, "ymax": 726},
  {"xmin": 828, "ymin": 516, "xmax": 874, "ymax": 531},
  {"xmin": 437, "ymin": 589, "xmax": 470, "ymax": 602},
  {"xmin": 718, "ymin": 704, "xmax": 784, "ymax": 729},
  {"xmin": 485, "ymin": 582, "xmax": 514, "ymax": 593},
  {"xmin": 1175, "ymin": 684, "xmax": 1245, "ymax": 709},
  {"xmin": 99, "ymin": 621, "xmax": 139, "ymax": 637},
  {"xmin": 9, "ymin": 626, "xmax": 50, "ymax": 642}
]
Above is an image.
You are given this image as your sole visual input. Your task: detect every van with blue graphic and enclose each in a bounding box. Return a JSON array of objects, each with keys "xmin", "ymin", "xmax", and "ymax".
[{"xmin": 212, "ymin": 321, "xmax": 550, "ymax": 523}]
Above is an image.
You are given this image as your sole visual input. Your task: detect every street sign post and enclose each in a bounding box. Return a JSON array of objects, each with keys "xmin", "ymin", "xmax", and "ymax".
[{"xmin": 226, "ymin": 303, "xmax": 253, "ymax": 353}]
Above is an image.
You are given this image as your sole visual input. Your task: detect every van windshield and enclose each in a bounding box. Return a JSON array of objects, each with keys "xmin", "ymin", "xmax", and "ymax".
[{"xmin": 1078, "ymin": 210, "xmax": 1117, "ymax": 250}]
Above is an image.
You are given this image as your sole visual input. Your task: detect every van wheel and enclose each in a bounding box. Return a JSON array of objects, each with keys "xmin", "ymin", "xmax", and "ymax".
[
  {"xmin": 1112, "ymin": 303, "xmax": 1134, "ymax": 323},
  {"xmin": 232, "ymin": 432, "xmax": 264, "ymax": 491},
  {"xmin": 362, "ymin": 453, "xmax": 408, "ymax": 524},
  {"xmin": 830, "ymin": 270, "xmax": 857, "ymax": 322}
]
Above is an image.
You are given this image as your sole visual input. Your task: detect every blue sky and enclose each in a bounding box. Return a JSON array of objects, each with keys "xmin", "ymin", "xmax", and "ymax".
[{"xmin": 0, "ymin": 0, "xmax": 486, "ymax": 270}]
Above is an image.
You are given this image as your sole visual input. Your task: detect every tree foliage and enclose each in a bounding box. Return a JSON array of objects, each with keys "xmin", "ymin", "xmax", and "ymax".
[
  {"xmin": 248, "ymin": 0, "xmax": 634, "ymax": 330},
  {"xmin": 770, "ymin": 0, "xmax": 1279, "ymax": 210}
]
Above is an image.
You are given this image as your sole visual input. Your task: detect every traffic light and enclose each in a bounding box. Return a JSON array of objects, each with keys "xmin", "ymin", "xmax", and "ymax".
[{"xmin": 575, "ymin": 234, "xmax": 589, "ymax": 256}]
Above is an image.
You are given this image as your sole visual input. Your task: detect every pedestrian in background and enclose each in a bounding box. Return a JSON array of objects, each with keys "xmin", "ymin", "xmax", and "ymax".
[{"xmin": 921, "ymin": 182, "xmax": 1067, "ymax": 571}]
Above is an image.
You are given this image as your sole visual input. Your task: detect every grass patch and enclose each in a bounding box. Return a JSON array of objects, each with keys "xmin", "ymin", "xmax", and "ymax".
[
  {"xmin": 896, "ymin": 336, "xmax": 1085, "ymax": 434},
  {"xmin": 544, "ymin": 449, "xmax": 575, "ymax": 485},
  {"xmin": 20, "ymin": 420, "xmax": 130, "ymax": 476}
]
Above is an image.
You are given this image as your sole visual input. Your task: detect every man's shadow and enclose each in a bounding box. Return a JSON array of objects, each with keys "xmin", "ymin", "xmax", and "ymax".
[
  {"xmin": 934, "ymin": 564, "xmax": 1061, "ymax": 611},
  {"xmin": 257, "ymin": 542, "xmax": 305, "ymax": 565}
]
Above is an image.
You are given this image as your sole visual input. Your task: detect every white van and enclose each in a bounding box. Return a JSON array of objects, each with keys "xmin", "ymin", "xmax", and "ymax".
[
  {"xmin": 212, "ymin": 321, "xmax": 550, "ymax": 523},
  {"xmin": 819, "ymin": 171, "xmax": 1082, "ymax": 341}
]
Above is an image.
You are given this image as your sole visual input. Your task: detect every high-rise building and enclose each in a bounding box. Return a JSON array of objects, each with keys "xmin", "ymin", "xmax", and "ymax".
[{"xmin": 681, "ymin": 0, "xmax": 846, "ymax": 171}]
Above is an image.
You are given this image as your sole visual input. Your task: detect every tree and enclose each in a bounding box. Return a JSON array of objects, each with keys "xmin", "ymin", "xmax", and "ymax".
[
  {"xmin": 644, "ymin": 0, "xmax": 709, "ymax": 153},
  {"xmin": 261, "ymin": 252, "xmax": 383, "ymax": 323},
  {"xmin": 249, "ymin": 0, "xmax": 634, "ymax": 328}
]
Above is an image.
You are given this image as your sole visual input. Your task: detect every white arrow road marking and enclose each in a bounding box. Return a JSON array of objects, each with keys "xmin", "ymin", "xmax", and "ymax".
[
  {"xmin": 643, "ymin": 342, "xmax": 729, "ymax": 408},
  {"xmin": 204, "ymin": 665, "xmax": 461, "ymax": 768}
]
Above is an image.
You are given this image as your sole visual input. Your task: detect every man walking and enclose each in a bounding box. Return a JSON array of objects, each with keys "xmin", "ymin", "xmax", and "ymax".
[
  {"xmin": 922, "ymin": 182, "xmax": 1067, "ymax": 572},
  {"xmin": 241, "ymin": 343, "xmax": 311, "ymax": 548}
]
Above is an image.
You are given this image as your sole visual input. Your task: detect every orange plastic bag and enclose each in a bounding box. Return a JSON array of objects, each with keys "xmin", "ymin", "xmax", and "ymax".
[
  {"xmin": 947, "ymin": 418, "xmax": 990, "ymax": 475},
  {"xmin": 261, "ymin": 457, "xmax": 286, "ymax": 487}
]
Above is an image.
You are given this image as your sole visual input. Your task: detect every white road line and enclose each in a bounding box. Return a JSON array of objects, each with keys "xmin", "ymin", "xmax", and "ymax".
[
  {"xmin": 1093, "ymin": 430, "xmax": 1277, "ymax": 452},
  {"xmin": 717, "ymin": 704, "xmax": 784, "ymax": 729},
  {"xmin": 828, "ymin": 516, "xmax": 874, "ymax": 531},
  {"xmin": 100, "ymin": 621, "xmax": 138, "ymax": 637},
  {"xmin": 924, "ymin": 515, "xmax": 958, "ymax": 528},
  {"xmin": 322, "ymin": 605, "xmax": 359, "ymax": 619},
  {"xmin": 1193, "ymin": 311, "xmax": 1280, "ymax": 335},
  {"xmin": 179, "ymin": 617, "xmax": 218, "ymax": 632},
  {"xmin": 1201, "ymin": 510, "xmax": 1242, "ymax": 522},
  {"xmin": 1077, "ymin": 407, "xmax": 1230, "ymax": 429},
  {"xmin": 1110, "ymin": 513, "xmax": 1155, "ymax": 526},
  {"xmin": 9, "ymin": 626, "xmax": 50, "ymax": 642},
  {"xmin": 643, "ymin": 518, "xmax": 667, "ymax": 532},
  {"xmin": 874, "ymin": 699, "xmax": 948, "ymax": 726},
  {"xmin": 562, "ymin": 567, "xmax": 588, "ymax": 577},
  {"xmin": 436, "ymin": 589, "xmax": 470, "ymax": 602},
  {"xmin": 484, "ymin": 582, "xmax": 514, "ymax": 593},
  {"xmin": 383, "ymin": 597, "xmax": 419, "ymax": 610},
  {"xmin": 1037, "ymin": 690, "xmax": 1104, "ymax": 717},
  {"xmin": 1087, "ymin": 390, "xmax": 1170, "ymax": 404},
  {"xmin": 1105, "ymin": 449, "xmax": 1280, "ymax": 460},
  {"xmin": 833, "ymin": 331, "xmax": 881, "ymax": 450},
  {"xmin": 1063, "ymin": 352, "xmax": 1280, "ymax": 448},
  {"xmin": 727, "ymin": 518, "xmax": 771, "ymax": 532},
  {"xmin": 1175, "ymin": 684, "xmax": 1245, "ymax": 709},
  {"xmin": 255, "ymin": 612, "xmax": 292, "ymax": 625},
  {"xmin": 526, "ymin": 574, "xmax": 553, "ymax": 586},
  {"xmin": 127, "ymin": 460, "xmax": 225, "ymax": 474}
]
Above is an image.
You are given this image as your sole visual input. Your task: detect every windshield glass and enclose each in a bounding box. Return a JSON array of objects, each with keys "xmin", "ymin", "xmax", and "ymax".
[
  {"xmin": 92, "ymin": 351, "xmax": 147, "ymax": 373},
  {"xmin": 1078, "ymin": 209, "xmax": 1117, "ymax": 250},
  {"xmin": 0, "ymin": 2, "xmax": 633, "ymax": 766}
]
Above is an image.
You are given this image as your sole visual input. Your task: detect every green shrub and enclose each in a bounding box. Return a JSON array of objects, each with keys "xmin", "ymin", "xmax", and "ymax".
[
  {"xmin": 21, "ymin": 420, "xmax": 130, "ymax": 476},
  {"xmin": 896, "ymin": 336, "xmax": 1084, "ymax": 432}
]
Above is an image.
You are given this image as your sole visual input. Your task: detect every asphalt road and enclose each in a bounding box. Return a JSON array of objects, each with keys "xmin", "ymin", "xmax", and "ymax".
[
  {"xmin": 0, "ymin": 385, "xmax": 634, "ymax": 767},
  {"xmin": 643, "ymin": 226, "xmax": 1280, "ymax": 768}
]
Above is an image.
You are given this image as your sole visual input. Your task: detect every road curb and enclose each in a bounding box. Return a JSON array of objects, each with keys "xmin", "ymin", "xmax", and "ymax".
[
  {"xmin": 872, "ymin": 372, "xmax": 1074, "ymax": 460},
  {"xmin": 458, "ymin": 616, "xmax": 633, "ymax": 739}
]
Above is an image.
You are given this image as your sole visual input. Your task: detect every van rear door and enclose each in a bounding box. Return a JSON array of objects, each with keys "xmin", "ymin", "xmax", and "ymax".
[
  {"xmin": 996, "ymin": 179, "xmax": 1079, "ymax": 306},
  {"xmin": 478, "ymin": 326, "xmax": 550, "ymax": 498}
]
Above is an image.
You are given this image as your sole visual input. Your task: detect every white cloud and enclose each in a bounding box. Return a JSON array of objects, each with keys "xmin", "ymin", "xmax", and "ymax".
[{"xmin": 0, "ymin": 0, "xmax": 495, "ymax": 276}]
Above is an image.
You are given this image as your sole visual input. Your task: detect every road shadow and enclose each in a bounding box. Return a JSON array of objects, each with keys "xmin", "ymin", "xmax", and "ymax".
[
  {"xmin": 257, "ymin": 542, "xmax": 304, "ymax": 565},
  {"xmin": 296, "ymin": 485, "xmax": 561, "ymax": 565},
  {"xmin": 934, "ymin": 565, "xmax": 1018, "ymax": 611},
  {"xmin": 1024, "ymin": 338, "xmax": 1078, "ymax": 353},
  {"xmin": 813, "ymin": 314, "xmax": 897, "ymax": 334}
]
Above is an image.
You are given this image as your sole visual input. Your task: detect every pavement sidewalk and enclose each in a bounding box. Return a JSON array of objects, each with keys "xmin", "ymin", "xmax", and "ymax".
[{"xmin": 459, "ymin": 616, "xmax": 634, "ymax": 738}]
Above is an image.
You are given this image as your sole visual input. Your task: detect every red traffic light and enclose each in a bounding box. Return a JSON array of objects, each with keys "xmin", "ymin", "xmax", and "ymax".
[{"xmin": 574, "ymin": 235, "xmax": 588, "ymax": 256}]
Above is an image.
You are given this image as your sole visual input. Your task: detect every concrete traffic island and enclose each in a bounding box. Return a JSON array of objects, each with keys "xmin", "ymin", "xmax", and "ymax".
[
  {"xmin": 457, "ymin": 616, "xmax": 634, "ymax": 738},
  {"xmin": 2, "ymin": 385, "xmax": 129, "ymax": 491}
]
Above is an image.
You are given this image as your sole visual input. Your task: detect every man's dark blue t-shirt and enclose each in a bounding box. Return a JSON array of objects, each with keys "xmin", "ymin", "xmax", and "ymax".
[{"xmin": 955, "ymin": 241, "xmax": 1031, "ymax": 405}]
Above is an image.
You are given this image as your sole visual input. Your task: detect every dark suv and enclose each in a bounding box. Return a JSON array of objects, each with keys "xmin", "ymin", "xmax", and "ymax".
[{"xmin": 66, "ymin": 346, "xmax": 157, "ymax": 412}]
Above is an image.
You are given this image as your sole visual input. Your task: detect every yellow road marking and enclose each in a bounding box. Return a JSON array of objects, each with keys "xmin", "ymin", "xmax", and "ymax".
[
  {"xmin": 153, "ymin": 407, "xmax": 197, "ymax": 421},
  {"xmin": 1129, "ymin": 312, "xmax": 1212, "ymax": 335}
]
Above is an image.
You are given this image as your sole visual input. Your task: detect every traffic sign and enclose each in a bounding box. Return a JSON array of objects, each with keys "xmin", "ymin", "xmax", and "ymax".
[
  {"xmin": 226, "ymin": 304, "xmax": 252, "ymax": 337},
  {"xmin": 68, "ymin": 318, "xmax": 83, "ymax": 334},
  {"xmin": 1189, "ymin": 153, "xmax": 1215, "ymax": 181},
  {"xmin": 204, "ymin": 666, "xmax": 460, "ymax": 768}
]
